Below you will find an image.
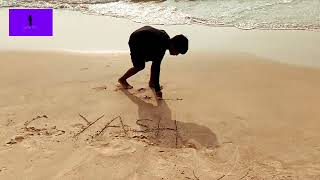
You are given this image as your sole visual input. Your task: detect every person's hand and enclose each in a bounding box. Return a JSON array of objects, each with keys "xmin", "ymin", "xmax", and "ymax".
[
  {"xmin": 156, "ymin": 91, "xmax": 163, "ymax": 99},
  {"xmin": 149, "ymin": 81, "xmax": 155, "ymax": 89}
]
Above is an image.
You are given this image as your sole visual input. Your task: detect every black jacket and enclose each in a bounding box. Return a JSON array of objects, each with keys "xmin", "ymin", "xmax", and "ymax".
[{"xmin": 129, "ymin": 26, "xmax": 170, "ymax": 92}]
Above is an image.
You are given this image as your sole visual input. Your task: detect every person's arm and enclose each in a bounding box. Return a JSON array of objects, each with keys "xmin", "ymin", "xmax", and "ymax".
[{"xmin": 151, "ymin": 60, "xmax": 161, "ymax": 92}]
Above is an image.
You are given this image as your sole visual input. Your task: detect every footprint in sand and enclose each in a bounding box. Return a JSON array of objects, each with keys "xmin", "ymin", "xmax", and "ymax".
[
  {"xmin": 272, "ymin": 173, "xmax": 296, "ymax": 180},
  {"xmin": 5, "ymin": 119, "xmax": 14, "ymax": 126},
  {"xmin": 142, "ymin": 95, "xmax": 152, "ymax": 100},
  {"xmin": 71, "ymin": 123, "xmax": 86, "ymax": 129},
  {"xmin": 6, "ymin": 135, "xmax": 24, "ymax": 145},
  {"xmin": 92, "ymin": 86, "xmax": 107, "ymax": 91},
  {"xmin": 262, "ymin": 159, "xmax": 284, "ymax": 169},
  {"xmin": 0, "ymin": 167, "xmax": 7, "ymax": 173},
  {"xmin": 92, "ymin": 140, "xmax": 137, "ymax": 157},
  {"xmin": 114, "ymin": 85, "xmax": 122, "ymax": 92},
  {"xmin": 80, "ymin": 67, "xmax": 89, "ymax": 71},
  {"xmin": 137, "ymin": 88, "xmax": 146, "ymax": 93}
]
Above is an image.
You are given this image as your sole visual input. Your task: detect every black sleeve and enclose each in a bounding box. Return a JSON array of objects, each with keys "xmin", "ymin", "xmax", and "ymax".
[{"xmin": 151, "ymin": 60, "xmax": 162, "ymax": 92}]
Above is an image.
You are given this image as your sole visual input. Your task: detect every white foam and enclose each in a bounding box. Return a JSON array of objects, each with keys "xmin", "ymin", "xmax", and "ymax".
[
  {"xmin": 1, "ymin": 0, "xmax": 319, "ymax": 30},
  {"xmin": 87, "ymin": 1, "xmax": 191, "ymax": 25}
]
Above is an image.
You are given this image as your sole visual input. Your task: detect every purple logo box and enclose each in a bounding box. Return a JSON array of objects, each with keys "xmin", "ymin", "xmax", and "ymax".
[{"xmin": 9, "ymin": 8, "xmax": 53, "ymax": 36}]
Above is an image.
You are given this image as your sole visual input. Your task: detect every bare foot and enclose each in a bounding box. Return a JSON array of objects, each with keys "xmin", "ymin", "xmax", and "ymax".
[
  {"xmin": 149, "ymin": 82, "xmax": 155, "ymax": 89},
  {"xmin": 149, "ymin": 82, "xmax": 163, "ymax": 90},
  {"xmin": 118, "ymin": 78, "xmax": 133, "ymax": 89}
]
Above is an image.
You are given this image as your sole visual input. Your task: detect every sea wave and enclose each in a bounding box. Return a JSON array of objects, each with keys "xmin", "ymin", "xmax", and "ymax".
[{"xmin": 1, "ymin": 0, "xmax": 320, "ymax": 30}]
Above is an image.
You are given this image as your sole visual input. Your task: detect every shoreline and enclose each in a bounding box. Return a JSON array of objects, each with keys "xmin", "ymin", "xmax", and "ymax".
[{"xmin": 1, "ymin": 8, "xmax": 320, "ymax": 68}]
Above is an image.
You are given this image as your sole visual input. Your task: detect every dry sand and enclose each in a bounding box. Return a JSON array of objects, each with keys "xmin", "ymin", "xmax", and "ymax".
[
  {"xmin": 0, "ymin": 50, "xmax": 320, "ymax": 180},
  {"xmin": 0, "ymin": 8, "xmax": 320, "ymax": 180}
]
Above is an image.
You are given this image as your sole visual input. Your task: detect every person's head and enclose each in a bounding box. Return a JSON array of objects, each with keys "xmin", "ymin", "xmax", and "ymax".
[{"xmin": 169, "ymin": 34, "xmax": 188, "ymax": 56}]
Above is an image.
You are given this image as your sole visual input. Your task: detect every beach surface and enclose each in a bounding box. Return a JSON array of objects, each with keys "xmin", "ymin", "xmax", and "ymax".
[{"xmin": 1, "ymin": 9, "xmax": 320, "ymax": 180}]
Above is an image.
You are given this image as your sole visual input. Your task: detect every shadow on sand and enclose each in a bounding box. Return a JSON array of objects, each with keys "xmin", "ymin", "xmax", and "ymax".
[{"xmin": 120, "ymin": 89, "xmax": 218, "ymax": 149}]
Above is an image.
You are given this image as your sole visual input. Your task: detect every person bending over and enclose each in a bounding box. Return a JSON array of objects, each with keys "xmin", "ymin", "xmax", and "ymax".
[{"xmin": 118, "ymin": 26, "xmax": 188, "ymax": 98}]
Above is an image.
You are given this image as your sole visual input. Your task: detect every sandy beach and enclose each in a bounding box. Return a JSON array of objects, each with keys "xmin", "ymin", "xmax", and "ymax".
[{"xmin": 1, "ymin": 9, "xmax": 320, "ymax": 180}]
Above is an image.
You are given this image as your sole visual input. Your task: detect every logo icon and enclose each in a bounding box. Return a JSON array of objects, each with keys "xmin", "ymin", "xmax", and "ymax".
[{"xmin": 9, "ymin": 8, "xmax": 53, "ymax": 36}]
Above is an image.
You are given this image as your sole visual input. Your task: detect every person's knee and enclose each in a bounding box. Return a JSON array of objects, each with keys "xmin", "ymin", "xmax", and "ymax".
[{"xmin": 134, "ymin": 65, "xmax": 145, "ymax": 71}]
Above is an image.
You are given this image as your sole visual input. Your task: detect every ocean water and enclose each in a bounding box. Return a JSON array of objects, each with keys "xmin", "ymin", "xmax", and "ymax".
[{"xmin": 1, "ymin": 0, "xmax": 320, "ymax": 30}]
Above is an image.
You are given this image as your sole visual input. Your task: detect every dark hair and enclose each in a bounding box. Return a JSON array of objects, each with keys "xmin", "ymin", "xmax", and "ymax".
[{"xmin": 171, "ymin": 34, "xmax": 188, "ymax": 54}]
